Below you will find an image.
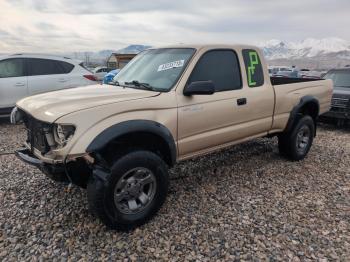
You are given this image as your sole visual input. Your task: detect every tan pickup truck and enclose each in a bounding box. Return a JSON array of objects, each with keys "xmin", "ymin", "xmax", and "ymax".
[{"xmin": 11, "ymin": 44, "xmax": 332, "ymax": 230}]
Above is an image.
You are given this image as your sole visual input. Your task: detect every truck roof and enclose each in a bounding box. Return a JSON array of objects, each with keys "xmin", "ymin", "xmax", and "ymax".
[{"xmin": 152, "ymin": 44, "xmax": 261, "ymax": 51}]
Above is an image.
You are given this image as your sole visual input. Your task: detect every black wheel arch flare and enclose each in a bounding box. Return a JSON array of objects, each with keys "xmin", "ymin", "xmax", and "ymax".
[
  {"xmin": 86, "ymin": 120, "xmax": 177, "ymax": 166},
  {"xmin": 285, "ymin": 95, "xmax": 320, "ymax": 136}
]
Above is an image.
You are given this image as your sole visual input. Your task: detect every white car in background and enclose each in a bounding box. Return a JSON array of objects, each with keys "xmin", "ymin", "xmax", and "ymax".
[
  {"xmin": 268, "ymin": 66, "xmax": 292, "ymax": 76},
  {"xmin": 0, "ymin": 54, "xmax": 98, "ymax": 116},
  {"xmin": 93, "ymin": 66, "xmax": 110, "ymax": 81}
]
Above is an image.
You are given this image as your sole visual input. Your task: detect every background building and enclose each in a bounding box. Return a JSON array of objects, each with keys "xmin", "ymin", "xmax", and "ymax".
[{"xmin": 107, "ymin": 53, "xmax": 137, "ymax": 69}]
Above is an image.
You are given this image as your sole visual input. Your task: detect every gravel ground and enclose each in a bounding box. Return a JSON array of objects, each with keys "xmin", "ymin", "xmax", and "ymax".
[{"xmin": 0, "ymin": 119, "xmax": 349, "ymax": 261}]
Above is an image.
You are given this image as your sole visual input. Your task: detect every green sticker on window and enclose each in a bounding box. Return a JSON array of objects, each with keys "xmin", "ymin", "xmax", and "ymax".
[
  {"xmin": 242, "ymin": 49, "xmax": 264, "ymax": 87},
  {"xmin": 247, "ymin": 51, "xmax": 259, "ymax": 86}
]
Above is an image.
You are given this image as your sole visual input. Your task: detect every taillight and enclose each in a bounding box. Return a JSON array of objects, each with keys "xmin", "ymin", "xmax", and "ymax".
[{"xmin": 83, "ymin": 75, "xmax": 98, "ymax": 81}]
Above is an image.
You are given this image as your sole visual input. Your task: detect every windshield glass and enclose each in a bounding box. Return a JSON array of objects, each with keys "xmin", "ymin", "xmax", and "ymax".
[
  {"xmin": 113, "ymin": 48, "xmax": 195, "ymax": 91},
  {"xmin": 324, "ymin": 70, "xmax": 350, "ymax": 88}
]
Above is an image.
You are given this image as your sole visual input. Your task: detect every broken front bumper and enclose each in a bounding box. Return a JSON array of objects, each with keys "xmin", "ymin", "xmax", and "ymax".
[
  {"xmin": 15, "ymin": 148, "xmax": 43, "ymax": 168},
  {"xmin": 15, "ymin": 148, "xmax": 67, "ymax": 181}
]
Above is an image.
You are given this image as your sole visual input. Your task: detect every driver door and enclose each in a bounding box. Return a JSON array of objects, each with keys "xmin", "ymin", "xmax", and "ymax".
[
  {"xmin": 177, "ymin": 49, "xmax": 247, "ymax": 157},
  {"xmin": 177, "ymin": 48, "xmax": 274, "ymax": 159}
]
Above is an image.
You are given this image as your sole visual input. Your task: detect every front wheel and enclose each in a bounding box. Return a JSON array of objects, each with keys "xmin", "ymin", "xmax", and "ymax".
[
  {"xmin": 87, "ymin": 150, "xmax": 169, "ymax": 231},
  {"xmin": 278, "ymin": 115, "xmax": 315, "ymax": 161}
]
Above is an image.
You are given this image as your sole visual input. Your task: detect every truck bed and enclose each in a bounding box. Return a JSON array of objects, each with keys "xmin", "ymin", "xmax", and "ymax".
[
  {"xmin": 270, "ymin": 78, "xmax": 333, "ymax": 133},
  {"xmin": 270, "ymin": 77, "xmax": 324, "ymax": 86}
]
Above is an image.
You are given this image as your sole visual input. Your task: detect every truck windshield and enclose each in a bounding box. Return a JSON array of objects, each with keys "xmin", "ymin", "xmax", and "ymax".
[
  {"xmin": 113, "ymin": 48, "xmax": 195, "ymax": 92},
  {"xmin": 324, "ymin": 70, "xmax": 350, "ymax": 88}
]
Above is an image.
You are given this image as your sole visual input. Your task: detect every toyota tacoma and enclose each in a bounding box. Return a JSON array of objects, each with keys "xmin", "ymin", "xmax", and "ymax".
[{"xmin": 11, "ymin": 44, "xmax": 333, "ymax": 230}]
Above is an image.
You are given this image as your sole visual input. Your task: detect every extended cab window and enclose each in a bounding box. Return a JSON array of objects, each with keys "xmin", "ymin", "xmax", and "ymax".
[
  {"xmin": 28, "ymin": 58, "xmax": 72, "ymax": 76},
  {"xmin": 242, "ymin": 49, "xmax": 264, "ymax": 87},
  {"xmin": 188, "ymin": 50, "xmax": 242, "ymax": 92},
  {"xmin": 0, "ymin": 58, "xmax": 25, "ymax": 78}
]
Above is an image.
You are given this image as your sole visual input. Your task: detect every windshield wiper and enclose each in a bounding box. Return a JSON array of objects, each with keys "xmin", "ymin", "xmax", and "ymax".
[
  {"xmin": 124, "ymin": 80, "xmax": 156, "ymax": 91},
  {"xmin": 106, "ymin": 80, "xmax": 119, "ymax": 86}
]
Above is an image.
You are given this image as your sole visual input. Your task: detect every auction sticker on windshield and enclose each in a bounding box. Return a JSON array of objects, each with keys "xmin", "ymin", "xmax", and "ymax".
[{"xmin": 158, "ymin": 60, "xmax": 185, "ymax": 72}]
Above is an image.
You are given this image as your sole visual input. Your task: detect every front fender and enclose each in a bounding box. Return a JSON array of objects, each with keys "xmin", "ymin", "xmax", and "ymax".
[{"xmin": 86, "ymin": 120, "xmax": 177, "ymax": 165}]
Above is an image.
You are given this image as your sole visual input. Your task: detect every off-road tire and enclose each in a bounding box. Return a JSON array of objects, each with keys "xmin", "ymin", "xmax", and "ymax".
[
  {"xmin": 278, "ymin": 115, "xmax": 315, "ymax": 161},
  {"xmin": 87, "ymin": 150, "xmax": 169, "ymax": 231}
]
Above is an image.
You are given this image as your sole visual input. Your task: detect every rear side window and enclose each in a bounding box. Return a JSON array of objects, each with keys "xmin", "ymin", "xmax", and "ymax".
[
  {"xmin": 57, "ymin": 61, "xmax": 74, "ymax": 73},
  {"xmin": 0, "ymin": 58, "xmax": 25, "ymax": 78},
  {"xmin": 97, "ymin": 68, "xmax": 109, "ymax": 73},
  {"xmin": 28, "ymin": 58, "xmax": 73, "ymax": 76},
  {"xmin": 242, "ymin": 49, "xmax": 264, "ymax": 87},
  {"xmin": 79, "ymin": 62, "xmax": 91, "ymax": 72},
  {"xmin": 188, "ymin": 50, "xmax": 242, "ymax": 92}
]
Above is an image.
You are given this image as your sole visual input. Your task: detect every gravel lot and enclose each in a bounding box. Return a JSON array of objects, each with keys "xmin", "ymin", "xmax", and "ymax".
[{"xmin": 0, "ymin": 120, "xmax": 349, "ymax": 261}]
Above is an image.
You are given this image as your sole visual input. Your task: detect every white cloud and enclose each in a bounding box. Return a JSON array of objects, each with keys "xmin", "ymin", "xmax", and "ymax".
[{"xmin": 0, "ymin": 0, "xmax": 349, "ymax": 52}]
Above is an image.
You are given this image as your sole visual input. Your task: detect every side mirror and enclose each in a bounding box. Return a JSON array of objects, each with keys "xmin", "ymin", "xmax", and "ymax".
[{"xmin": 183, "ymin": 81, "xmax": 215, "ymax": 96}]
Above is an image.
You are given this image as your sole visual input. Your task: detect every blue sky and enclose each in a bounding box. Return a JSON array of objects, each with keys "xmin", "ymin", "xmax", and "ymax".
[{"xmin": 0, "ymin": 0, "xmax": 349, "ymax": 52}]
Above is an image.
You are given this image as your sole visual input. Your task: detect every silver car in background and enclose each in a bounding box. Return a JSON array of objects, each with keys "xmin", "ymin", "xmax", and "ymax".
[{"xmin": 322, "ymin": 68, "xmax": 350, "ymax": 126}]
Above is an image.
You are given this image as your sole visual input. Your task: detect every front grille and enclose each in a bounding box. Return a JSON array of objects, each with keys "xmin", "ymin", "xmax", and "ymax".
[
  {"xmin": 331, "ymin": 97, "xmax": 349, "ymax": 109},
  {"xmin": 21, "ymin": 111, "xmax": 52, "ymax": 154}
]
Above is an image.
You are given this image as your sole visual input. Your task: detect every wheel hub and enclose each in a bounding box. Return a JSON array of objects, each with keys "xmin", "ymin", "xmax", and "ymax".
[
  {"xmin": 128, "ymin": 182, "xmax": 141, "ymax": 197},
  {"xmin": 114, "ymin": 167, "xmax": 157, "ymax": 214},
  {"xmin": 296, "ymin": 125, "xmax": 311, "ymax": 153}
]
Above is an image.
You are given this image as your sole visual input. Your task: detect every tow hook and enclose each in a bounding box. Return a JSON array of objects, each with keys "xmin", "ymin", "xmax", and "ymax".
[{"xmin": 64, "ymin": 183, "xmax": 74, "ymax": 193}]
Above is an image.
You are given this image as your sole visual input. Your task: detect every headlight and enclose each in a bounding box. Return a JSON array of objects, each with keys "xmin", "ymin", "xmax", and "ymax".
[
  {"xmin": 10, "ymin": 107, "xmax": 23, "ymax": 124},
  {"xmin": 54, "ymin": 124, "xmax": 75, "ymax": 147}
]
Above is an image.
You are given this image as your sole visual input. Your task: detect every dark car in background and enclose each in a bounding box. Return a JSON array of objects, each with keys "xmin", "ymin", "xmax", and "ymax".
[{"xmin": 322, "ymin": 68, "xmax": 350, "ymax": 126}]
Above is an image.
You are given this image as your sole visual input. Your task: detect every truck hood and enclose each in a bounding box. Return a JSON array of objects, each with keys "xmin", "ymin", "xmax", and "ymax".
[{"xmin": 17, "ymin": 84, "xmax": 160, "ymax": 122}]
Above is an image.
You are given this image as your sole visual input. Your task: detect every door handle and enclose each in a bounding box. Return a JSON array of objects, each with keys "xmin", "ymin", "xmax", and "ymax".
[
  {"xmin": 15, "ymin": 82, "xmax": 25, "ymax": 86},
  {"xmin": 58, "ymin": 78, "xmax": 67, "ymax": 82},
  {"xmin": 237, "ymin": 98, "xmax": 247, "ymax": 106}
]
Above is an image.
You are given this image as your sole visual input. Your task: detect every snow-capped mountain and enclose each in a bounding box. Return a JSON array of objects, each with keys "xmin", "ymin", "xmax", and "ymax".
[
  {"xmin": 261, "ymin": 37, "xmax": 350, "ymax": 60},
  {"xmin": 62, "ymin": 45, "xmax": 151, "ymax": 65},
  {"xmin": 61, "ymin": 40, "xmax": 350, "ymax": 69},
  {"xmin": 116, "ymin": 44, "xmax": 151, "ymax": 54}
]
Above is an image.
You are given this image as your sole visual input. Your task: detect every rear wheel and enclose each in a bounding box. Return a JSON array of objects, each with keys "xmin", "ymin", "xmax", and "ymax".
[
  {"xmin": 87, "ymin": 150, "xmax": 169, "ymax": 231},
  {"xmin": 278, "ymin": 115, "xmax": 315, "ymax": 161}
]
